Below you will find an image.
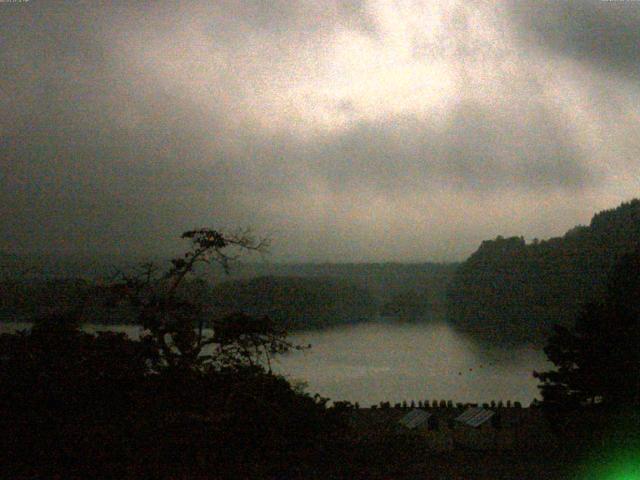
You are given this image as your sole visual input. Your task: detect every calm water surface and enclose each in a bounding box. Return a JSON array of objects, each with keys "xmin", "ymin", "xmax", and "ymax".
[
  {"xmin": 278, "ymin": 320, "xmax": 549, "ymax": 405},
  {"xmin": 1, "ymin": 320, "xmax": 549, "ymax": 405}
]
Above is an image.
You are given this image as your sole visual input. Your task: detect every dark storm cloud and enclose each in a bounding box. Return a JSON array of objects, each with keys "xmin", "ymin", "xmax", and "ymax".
[
  {"xmin": 0, "ymin": 1, "xmax": 637, "ymax": 260},
  {"xmin": 307, "ymin": 102, "xmax": 591, "ymax": 194},
  {"xmin": 505, "ymin": 0, "xmax": 640, "ymax": 78},
  {"xmin": 1, "ymin": 2, "xmax": 251, "ymax": 253}
]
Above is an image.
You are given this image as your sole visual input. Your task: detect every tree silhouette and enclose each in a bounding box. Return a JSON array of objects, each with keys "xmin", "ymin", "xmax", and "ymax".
[
  {"xmin": 103, "ymin": 228, "xmax": 307, "ymax": 372},
  {"xmin": 0, "ymin": 229, "xmax": 346, "ymax": 479},
  {"xmin": 534, "ymin": 247, "xmax": 640, "ymax": 409}
]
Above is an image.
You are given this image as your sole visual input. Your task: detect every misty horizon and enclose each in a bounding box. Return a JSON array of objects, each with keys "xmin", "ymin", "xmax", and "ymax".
[{"xmin": 1, "ymin": 196, "xmax": 635, "ymax": 264}]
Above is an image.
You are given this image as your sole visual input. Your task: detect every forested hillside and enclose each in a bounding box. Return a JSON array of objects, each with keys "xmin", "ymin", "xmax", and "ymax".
[
  {"xmin": 207, "ymin": 276, "xmax": 378, "ymax": 329},
  {"xmin": 207, "ymin": 262, "xmax": 457, "ymax": 308},
  {"xmin": 0, "ymin": 261, "xmax": 458, "ymax": 329},
  {"xmin": 446, "ymin": 199, "xmax": 640, "ymax": 344}
]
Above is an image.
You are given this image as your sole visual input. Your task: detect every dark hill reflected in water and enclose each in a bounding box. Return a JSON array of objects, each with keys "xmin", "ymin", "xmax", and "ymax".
[
  {"xmin": 275, "ymin": 320, "xmax": 550, "ymax": 405},
  {"xmin": 1, "ymin": 319, "xmax": 550, "ymax": 405}
]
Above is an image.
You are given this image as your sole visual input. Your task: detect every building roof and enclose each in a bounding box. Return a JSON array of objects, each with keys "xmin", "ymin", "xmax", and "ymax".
[
  {"xmin": 398, "ymin": 409, "xmax": 433, "ymax": 429},
  {"xmin": 455, "ymin": 407, "xmax": 495, "ymax": 428}
]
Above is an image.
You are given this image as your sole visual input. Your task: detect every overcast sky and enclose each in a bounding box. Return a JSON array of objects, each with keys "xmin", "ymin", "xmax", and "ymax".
[{"xmin": 2, "ymin": 0, "xmax": 639, "ymax": 262}]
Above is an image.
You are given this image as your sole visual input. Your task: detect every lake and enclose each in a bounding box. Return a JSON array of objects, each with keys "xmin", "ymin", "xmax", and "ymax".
[{"xmin": 0, "ymin": 319, "xmax": 550, "ymax": 405}]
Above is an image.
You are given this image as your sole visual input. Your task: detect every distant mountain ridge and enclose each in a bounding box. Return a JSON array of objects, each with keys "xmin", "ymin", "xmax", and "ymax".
[
  {"xmin": 204, "ymin": 262, "xmax": 458, "ymax": 328},
  {"xmin": 446, "ymin": 199, "xmax": 640, "ymax": 344},
  {"xmin": 1, "ymin": 261, "xmax": 458, "ymax": 329},
  {"xmin": 206, "ymin": 261, "xmax": 457, "ymax": 306}
]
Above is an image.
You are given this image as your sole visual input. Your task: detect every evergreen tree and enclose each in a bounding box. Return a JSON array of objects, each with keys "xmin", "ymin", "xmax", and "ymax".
[{"xmin": 534, "ymin": 248, "xmax": 640, "ymax": 409}]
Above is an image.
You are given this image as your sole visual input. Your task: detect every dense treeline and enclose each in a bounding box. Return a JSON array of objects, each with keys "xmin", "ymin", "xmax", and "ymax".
[
  {"xmin": 0, "ymin": 312, "xmax": 351, "ymax": 479},
  {"xmin": 206, "ymin": 265, "xmax": 453, "ymax": 328},
  {"xmin": 530, "ymin": 247, "xmax": 640, "ymax": 468},
  {"xmin": 0, "ymin": 278, "xmax": 91, "ymax": 322},
  {"xmin": 535, "ymin": 246, "xmax": 640, "ymax": 409},
  {"xmin": 1, "ymin": 263, "xmax": 457, "ymax": 328},
  {"xmin": 0, "ymin": 229, "xmax": 359, "ymax": 479},
  {"xmin": 447, "ymin": 199, "xmax": 640, "ymax": 344},
  {"xmin": 207, "ymin": 261, "xmax": 458, "ymax": 306},
  {"xmin": 208, "ymin": 276, "xmax": 377, "ymax": 329}
]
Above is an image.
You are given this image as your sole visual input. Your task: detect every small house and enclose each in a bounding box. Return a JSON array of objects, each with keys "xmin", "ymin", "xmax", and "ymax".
[
  {"xmin": 453, "ymin": 406, "xmax": 497, "ymax": 450},
  {"xmin": 398, "ymin": 409, "xmax": 453, "ymax": 452},
  {"xmin": 398, "ymin": 409, "xmax": 434, "ymax": 430}
]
